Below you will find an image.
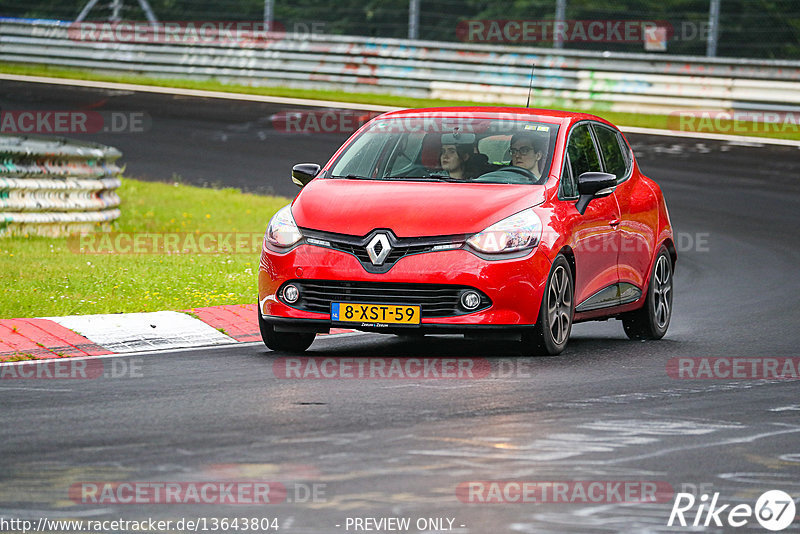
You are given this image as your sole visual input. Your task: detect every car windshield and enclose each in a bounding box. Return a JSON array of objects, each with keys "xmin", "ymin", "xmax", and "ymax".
[{"xmin": 329, "ymin": 116, "xmax": 560, "ymax": 185}]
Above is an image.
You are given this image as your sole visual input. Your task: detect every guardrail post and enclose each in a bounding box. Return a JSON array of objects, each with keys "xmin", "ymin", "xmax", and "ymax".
[
  {"xmin": 706, "ymin": 0, "xmax": 721, "ymax": 57},
  {"xmin": 408, "ymin": 0, "xmax": 420, "ymax": 40},
  {"xmin": 264, "ymin": 0, "xmax": 274, "ymax": 28},
  {"xmin": 554, "ymin": 0, "xmax": 567, "ymax": 49}
]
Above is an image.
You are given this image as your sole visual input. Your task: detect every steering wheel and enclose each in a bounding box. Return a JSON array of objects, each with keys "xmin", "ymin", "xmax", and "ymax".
[{"xmin": 497, "ymin": 165, "xmax": 537, "ymax": 181}]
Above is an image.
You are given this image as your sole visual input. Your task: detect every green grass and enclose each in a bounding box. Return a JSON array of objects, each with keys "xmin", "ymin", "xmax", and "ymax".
[
  {"xmin": 0, "ymin": 178, "xmax": 289, "ymax": 318},
  {"xmin": 4, "ymin": 61, "xmax": 799, "ymax": 141}
]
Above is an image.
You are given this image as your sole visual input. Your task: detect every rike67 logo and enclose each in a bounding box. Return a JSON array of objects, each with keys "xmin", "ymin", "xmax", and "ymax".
[{"xmin": 668, "ymin": 490, "xmax": 796, "ymax": 531}]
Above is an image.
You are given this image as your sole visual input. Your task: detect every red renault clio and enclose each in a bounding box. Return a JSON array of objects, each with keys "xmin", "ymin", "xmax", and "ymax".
[{"xmin": 258, "ymin": 107, "xmax": 675, "ymax": 355}]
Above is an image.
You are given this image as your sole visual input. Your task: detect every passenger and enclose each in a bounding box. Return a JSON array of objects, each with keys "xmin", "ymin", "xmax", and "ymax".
[
  {"xmin": 509, "ymin": 132, "xmax": 547, "ymax": 179},
  {"xmin": 439, "ymin": 143, "xmax": 474, "ymax": 180}
]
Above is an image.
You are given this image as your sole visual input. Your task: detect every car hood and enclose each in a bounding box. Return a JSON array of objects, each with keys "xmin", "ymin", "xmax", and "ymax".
[{"xmin": 292, "ymin": 178, "xmax": 547, "ymax": 237}]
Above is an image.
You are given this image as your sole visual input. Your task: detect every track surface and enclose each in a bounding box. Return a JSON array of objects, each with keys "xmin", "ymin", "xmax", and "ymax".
[{"xmin": 2, "ymin": 81, "xmax": 800, "ymax": 532}]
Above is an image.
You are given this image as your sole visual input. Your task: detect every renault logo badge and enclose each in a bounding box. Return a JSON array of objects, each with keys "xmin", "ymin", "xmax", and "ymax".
[{"xmin": 366, "ymin": 234, "xmax": 391, "ymax": 266}]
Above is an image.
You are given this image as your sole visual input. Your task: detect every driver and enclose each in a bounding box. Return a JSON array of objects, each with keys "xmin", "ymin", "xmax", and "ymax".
[{"xmin": 509, "ymin": 133, "xmax": 546, "ymax": 179}]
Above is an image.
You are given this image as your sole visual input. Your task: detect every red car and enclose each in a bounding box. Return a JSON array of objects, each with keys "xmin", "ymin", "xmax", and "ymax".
[{"xmin": 258, "ymin": 107, "xmax": 675, "ymax": 355}]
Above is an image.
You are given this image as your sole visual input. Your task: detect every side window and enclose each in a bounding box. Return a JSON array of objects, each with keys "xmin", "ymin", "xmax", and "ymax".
[
  {"xmin": 593, "ymin": 125, "xmax": 627, "ymax": 181},
  {"xmin": 618, "ymin": 132, "xmax": 632, "ymax": 171},
  {"xmin": 331, "ymin": 132, "xmax": 388, "ymax": 178},
  {"xmin": 564, "ymin": 124, "xmax": 601, "ymax": 197},
  {"xmin": 561, "ymin": 155, "xmax": 576, "ymax": 198},
  {"xmin": 385, "ymin": 133, "xmax": 424, "ymax": 176}
]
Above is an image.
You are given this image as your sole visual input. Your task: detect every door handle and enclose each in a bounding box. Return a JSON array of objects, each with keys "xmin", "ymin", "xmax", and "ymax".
[{"xmin": 609, "ymin": 219, "xmax": 621, "ymax": 227}]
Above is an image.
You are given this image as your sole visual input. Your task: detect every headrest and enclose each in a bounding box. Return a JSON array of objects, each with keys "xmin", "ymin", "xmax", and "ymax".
[{"xmin": 421, "ymin": 134, "xmax": 442, "ymax": 168}]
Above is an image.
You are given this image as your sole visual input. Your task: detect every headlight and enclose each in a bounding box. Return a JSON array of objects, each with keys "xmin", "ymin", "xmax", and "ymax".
[
  {"xmin": 467, "ymin": 209, "xmax": 542, "ymax": 254},
  {"xmin": 266, "ymin": 205, "xmax": 303, "ymax": 248}
]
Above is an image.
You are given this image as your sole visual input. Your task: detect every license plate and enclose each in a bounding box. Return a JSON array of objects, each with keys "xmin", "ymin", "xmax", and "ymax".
[{"xmin": 331, "ymin": 302, "xmax": 421, "ymax": 325}]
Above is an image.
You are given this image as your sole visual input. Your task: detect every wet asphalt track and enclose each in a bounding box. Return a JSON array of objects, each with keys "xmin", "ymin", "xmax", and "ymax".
[{"xmin": 1, "ymin": 81, "xmax": 800, "ymax": 533}]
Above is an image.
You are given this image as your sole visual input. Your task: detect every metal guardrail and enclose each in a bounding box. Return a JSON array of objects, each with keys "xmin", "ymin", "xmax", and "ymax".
[
  {"xmin": 1, "ymin": 18, "xmax": 799, "ymax": 114},
  {"xmin": 0, "ymin": 134, "xmax": 121, "ymax": 237}
]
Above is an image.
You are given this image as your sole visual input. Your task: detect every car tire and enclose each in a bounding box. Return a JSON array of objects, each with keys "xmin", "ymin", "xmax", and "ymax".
[
  {"xmin": 522, "ymin": 254, "xmax": 573, "ymax": 356},
  {"xmin": 258, "ymin": 311, "xmax": 316, "ymax": 352},
  {"xmin": 622, "ymin": 246, "xmax": 673, "ymax": 340}
]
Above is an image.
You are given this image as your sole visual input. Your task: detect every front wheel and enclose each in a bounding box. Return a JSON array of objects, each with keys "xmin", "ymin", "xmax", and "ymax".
[
  {"xmin": 258, "ymin": 311, "xmax": 315, "ymax": 352},
  {"xmin": 521, "ymin": 254, "xmax": 573, "ymax": 356},
  {"xmin": 622, "ymin": 246, "xmax": 673, "ymax": 340}
]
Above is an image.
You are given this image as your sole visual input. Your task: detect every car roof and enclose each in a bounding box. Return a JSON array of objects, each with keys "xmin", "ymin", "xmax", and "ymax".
[{"xmin": 376, "ymin": 106, "xmax": 616, "ymax": 129}]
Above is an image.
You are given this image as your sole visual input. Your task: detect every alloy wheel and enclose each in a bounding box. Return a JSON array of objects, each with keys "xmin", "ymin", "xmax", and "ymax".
[
  {"xmin": 547, "ymin": 265, "xmax": 573, "ymax": 345},
  {"xmin": 652, "ymin": 255, "xmax": 672, "ymax": 329}
]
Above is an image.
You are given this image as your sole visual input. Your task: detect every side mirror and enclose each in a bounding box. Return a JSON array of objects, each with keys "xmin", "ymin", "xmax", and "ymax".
[
  {"xmin": 575, "ymin": 172, "xmax": 617, "ymax": 215},
  {"xmin": 292, "ymin": 163, "xmax": 321, "ymax": 188}
]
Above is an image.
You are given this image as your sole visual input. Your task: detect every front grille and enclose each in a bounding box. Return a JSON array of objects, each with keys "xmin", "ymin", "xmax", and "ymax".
[
  {"xmin": 327, "ymin": 241, "xmax": 434, "ymax": 266},
  {"xmin": 279, "ymin": 280, "xmax": 491, "ymax": 318},
  {"xmin": 302, "ymin": 228, "xmax": 465, "ymax": 273}
]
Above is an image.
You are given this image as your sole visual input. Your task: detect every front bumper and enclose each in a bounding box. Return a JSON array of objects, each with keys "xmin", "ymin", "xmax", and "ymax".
[{"xmin": 258, "ymin": 243, "xmax": 551, "ymax": 332}]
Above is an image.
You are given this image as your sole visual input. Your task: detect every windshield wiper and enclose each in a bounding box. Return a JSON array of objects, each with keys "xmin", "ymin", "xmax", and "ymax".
[
  {"xmin": 333, "ymin": 174, "xmax": 401, "ymax": 181},
  {"xmin": 332, "ymin": 174, "xmax": 371, "ymax": 180},
  {"xmin": 383, "ymin": 175, "xmax": 463, "ymax": 182},
  {"xmin": 333, "ymin": 174, "xmax": 464, "ymax": 183}
]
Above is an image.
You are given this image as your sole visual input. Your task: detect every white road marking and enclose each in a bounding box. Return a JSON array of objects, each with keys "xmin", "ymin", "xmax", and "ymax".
[
  {"xmin": 621, "ymin": 125, "xmax": 800, "ymax": 147},
  {"xmin": 769, "ymin": 404, "xmax": 800, "ymax": 412},
  {"xmin": 0, "ymin": 73, "xmax": 398, "ymax": 112},
  {"xmin": 3, "ymin": 73, "xmax": 800, "ymax": 147},
  {"xmin": 718, "ymin": 471, "xmax": 800, "ymax": 486},
  {"xmin": 380, "ymin": 383, "xmax": 477, "ymax": 389},
  {"xmin": 0, "ymin": 386, "xmax": 74, "ymax": 392},
  {"xmin": 582, "ymin": 425, "xmax": 800, "ymax": 466},
  {"xmin": 45, "ymin": 311, "xmax": 235, "ymax": 353},
  {"xmin": 0, "ymin": 330, "xmax": 367, "ymax": 367}
]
